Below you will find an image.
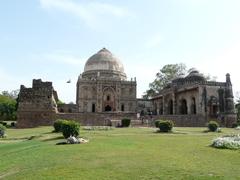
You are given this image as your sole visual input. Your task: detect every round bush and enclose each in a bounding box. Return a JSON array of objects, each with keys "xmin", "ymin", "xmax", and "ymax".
[
  {"xmin": 121, "ymin": 118, "xmax": 131, "ymax": 127},
  {"xmin": 0, "ymin": 124, "xmax": 6, "ymax": 138},
  {"xmin": 0, "ymin": 121, "xmax": 7, "ymax": 127},
  {"xmin": 159, "ymin": 120, "xmax": 174, "ymax": 132},
  {"xmin": 61, "ymin": 120, "xmax": 80, "ymax": 139},
  {"xmin": 155, "ymin": 120, "xmax": 161, "ymax": 128},
  {"xmin": 208, "ymin": 121, "xmax": 219, "ymax": 132},
  {"xmin": 232, "ymin": 122, "xmax": 239, "ymax": 128},
  {"xmin": 53, "ymin": 119, "xmax": 67, "ymax": 132}
]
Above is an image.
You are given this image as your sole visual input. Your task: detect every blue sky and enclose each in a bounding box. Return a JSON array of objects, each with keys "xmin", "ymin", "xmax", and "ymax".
[{"xmin": 1, "ymin": 0, "xmax": 240, "ymax": 103}]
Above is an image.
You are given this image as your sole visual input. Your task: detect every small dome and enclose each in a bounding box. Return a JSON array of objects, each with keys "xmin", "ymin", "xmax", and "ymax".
[
  {"xmin": 84, "ymin": 48, "xmax": 125, "ymax": 73},
  {"xmin": 185, "ymin": 70, "xmax": 206, "ymax": 81}
]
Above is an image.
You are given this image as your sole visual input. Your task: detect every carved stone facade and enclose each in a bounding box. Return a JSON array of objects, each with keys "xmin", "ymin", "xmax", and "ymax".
[
  {"xmin": 150, "ymin": 70, "xmax": 236, "ymax": 127},
  {"xmin": 76, "ymin": 48, "xmax": 137, "ymax": 113}
]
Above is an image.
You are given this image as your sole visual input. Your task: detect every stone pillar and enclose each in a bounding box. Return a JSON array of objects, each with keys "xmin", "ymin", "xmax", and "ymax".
[{"xmin": 173, "ymin": 93, "xmax": 177, "ymax": 114}]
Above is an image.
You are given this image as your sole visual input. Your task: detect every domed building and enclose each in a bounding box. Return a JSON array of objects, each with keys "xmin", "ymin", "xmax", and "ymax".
[
  {"xmin": 76, "ymin": 48, "xmax": 137, "ymax": 113},
  {"xmin": 151, "ymin": 70, "xmax": 235, "ymax": 127}
]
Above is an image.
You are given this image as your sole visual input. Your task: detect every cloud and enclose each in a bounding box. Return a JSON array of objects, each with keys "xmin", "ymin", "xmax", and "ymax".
[{"xmin": 39, "ymin": 0, "xmax": 132, "ymax": 27}]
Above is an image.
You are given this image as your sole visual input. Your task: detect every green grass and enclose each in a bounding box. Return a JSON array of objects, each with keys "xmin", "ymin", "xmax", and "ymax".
[{"xmin": 0, "ymin": 127, "xmax": 240, "ymax": 180}]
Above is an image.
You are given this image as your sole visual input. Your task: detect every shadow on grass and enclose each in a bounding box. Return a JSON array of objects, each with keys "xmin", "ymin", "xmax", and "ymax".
[
  {"xmin": 154, "ymin": 130, "xmax": 188, "ymax": 134},
  {"xmin": 41, "ymin": 136, "xmax": 64, "ymax": 142}
]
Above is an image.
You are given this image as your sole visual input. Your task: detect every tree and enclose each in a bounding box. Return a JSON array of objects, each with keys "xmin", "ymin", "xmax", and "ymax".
[
  {"xmin": 0, "ymin": 90, "xmax": 19, "ymax": 121},
  {"xmin": 143, "ymin": 63, "xmax": 187, "ymax": 98}
]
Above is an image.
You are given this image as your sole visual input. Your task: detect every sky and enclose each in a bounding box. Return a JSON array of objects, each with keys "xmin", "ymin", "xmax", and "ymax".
[{"xmin": 0, "ymin": 0, "xmax": 240, "ymax": 103}]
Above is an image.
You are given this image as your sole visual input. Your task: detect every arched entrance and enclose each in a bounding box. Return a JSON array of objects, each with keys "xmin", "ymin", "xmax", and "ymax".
[
  {"xmin": 102, "ymin": 87, "xmax": 116, "ymax": 112},
  {"xmin": 179, "ymin": 99, "xmax": 188, "ymax": 114},
  {"xmin": 105, "ymin": 105, "xmax": 112, "ymax": 112}
]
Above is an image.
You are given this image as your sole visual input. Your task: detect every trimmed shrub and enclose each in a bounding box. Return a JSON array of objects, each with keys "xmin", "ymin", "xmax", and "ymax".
[
  {"xmin": 208, "ymin": 121, "xmax": 219, "ymax": 132},
  {"xmin": 159, "ymin": 120, "xmax": 174, "ymax": 132},
  {"xmin": 0, "ymin": 121, "xmax": 7, "ymax": 127},
  {"xmin": 53, "ymin": 119, "xmax": 67, "ymax": 132},
  {"xmin": 121, "ymin": 118, "xmax": 131, "ymax": 127},
  {"xmin": 61, "ymin": 120, "xmax": 80, "ymax": 139},
  {"xmin": 155, "ymin": 120, "xmax": 161, "ymax": 128},
  {"xmin": 232, "ymin": 122, "xmax": 239, "ymax": 128},
  {"xmin": 0, "ymin": 124, "xmax": 6, "ymax": 138}
]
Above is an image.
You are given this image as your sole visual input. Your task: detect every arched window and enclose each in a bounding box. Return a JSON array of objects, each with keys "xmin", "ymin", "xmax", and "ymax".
[{"xmin": 107, "ymin": 95, "xmax": 110, "ymax": 101}]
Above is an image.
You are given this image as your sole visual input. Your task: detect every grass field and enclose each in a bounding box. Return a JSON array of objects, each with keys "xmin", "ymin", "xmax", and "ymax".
[{"xmin": 0, "ymin": 126, "xmax": 240, "ymax": 180}]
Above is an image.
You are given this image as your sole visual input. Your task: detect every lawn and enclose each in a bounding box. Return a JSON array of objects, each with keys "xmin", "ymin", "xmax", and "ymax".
[{"xmin": 0, "ymin": 126, "xmax": 239, "ymax": 180}]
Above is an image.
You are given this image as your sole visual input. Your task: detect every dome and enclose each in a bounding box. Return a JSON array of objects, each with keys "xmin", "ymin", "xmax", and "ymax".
[
  {"xmin": 84, "ymin": 48, "xmax": 125, "ymax": 73},
  {"xmin": 185, "ymin": 70, "xmax": 206, "ymax": 81}
]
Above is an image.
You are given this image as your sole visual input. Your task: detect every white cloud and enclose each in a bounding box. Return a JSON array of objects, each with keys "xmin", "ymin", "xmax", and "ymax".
[{"xmin": 39, "ymin": 0, "xmax": 132, "ymax": 28}]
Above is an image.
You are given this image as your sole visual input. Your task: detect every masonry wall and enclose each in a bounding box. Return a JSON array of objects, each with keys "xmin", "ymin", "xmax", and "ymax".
[{"xmin": 56, "ymin": 112, "xmax": 137, "ymax": 126}]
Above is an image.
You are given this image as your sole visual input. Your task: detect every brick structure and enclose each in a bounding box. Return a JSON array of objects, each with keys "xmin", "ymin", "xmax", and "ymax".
[{"xmin": 17, "ymin": 79, "xmax": 58, "ymax": 128}]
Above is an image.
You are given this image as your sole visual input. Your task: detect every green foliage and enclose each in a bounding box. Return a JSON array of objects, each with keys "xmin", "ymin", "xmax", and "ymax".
[
  {"xmin": 53, "ymin": 119, "xmax": 67, "ymax": 132},
  {"xmin": 0, "ymin": 90, "xmax": 18, "ymax": 121},
  {"xmin": 0, "ymin": 121, "xmax": 7, "ymax": 126},
  {"xmin": 144, "ymin": 63, "xmax": 187, "ymax": 98},
  {"xmin": 61, "ymin": 120, "xmax": 80, "ymax": 138},
  {"xmin": 231, "ymin": 122, "xmax": 238, "ymax": 128},
  {"xmin": 0, "ymin": 124, "xmax": 6, "ymax": 138},
  {"xmin": 207, "ymin": 121, "xmax": 219, "ymax": 132},
  {"xmin": 158, "ymin": 120, "xmax": 174, "ymax": 132},
  {"xmin": 121, "ymin": 118, "xmax": 131, "ymax": 127},
  {"xmin": 154, "ymin": 120, "xmax": 160, "ymax": 128},
  {"xmin": 57, "ymin": 100, "xmax": 65, "ymax": 106}
]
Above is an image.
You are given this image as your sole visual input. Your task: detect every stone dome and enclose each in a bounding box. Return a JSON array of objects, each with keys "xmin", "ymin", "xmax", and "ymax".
[
  {"xmin": 84, "ymin": 48, "xmax": 124, "ymax": 72},
  {"xmin": 185, "ymin": 70, "xmax": 206, "ymax": 81},
  {"xmin": 82, "ymin": 48, "xmax": 126, "ymax": 80}
]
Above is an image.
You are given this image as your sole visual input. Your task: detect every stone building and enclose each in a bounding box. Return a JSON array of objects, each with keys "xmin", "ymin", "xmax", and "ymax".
[
  {"xmin": 76, "ymin": 48, "xmax": 137, "ymax": 113},
  {"xmin": 17, "ymin": 48, "xmax": 137, "ymax": 128},
  {"xmin": 150, "ymin": 70, "xmax": 236, "ymax": 126},
  {"xmin": 17, "ymin": 79, "xmax": 58, "ymax": 128},
  {"xmin": 16, "ymin": 48, "xmax": 237, "ymax": 128}
]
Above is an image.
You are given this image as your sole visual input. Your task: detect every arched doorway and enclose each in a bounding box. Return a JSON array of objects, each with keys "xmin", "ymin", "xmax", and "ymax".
[
  {"xmin": 180, "ymin": 99, "xmax": 188, "ymax": 114},
  {"xmin": 168, "ymin": 99, "xmax": 173, "ymax": 115},
  {"xmin": 102, "ymin": 87, "xmax": 116, "ymax": 112},
  {"xmin": 191, "ymin": 97, "xmax": 196, "ymax": 114},
  {"xmin": 105, "ymin": 105, "xmax": 112, "ymax": 112}
]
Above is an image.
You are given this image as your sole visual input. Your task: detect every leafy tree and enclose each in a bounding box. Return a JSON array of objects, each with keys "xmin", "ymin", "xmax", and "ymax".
[
  {"xmin": 143, "ymin": 63, "xmax": 187, "ymax": 98},
  {"xmin": 0, "ymin": 90, "xmax": 19, "ymax": 121}
]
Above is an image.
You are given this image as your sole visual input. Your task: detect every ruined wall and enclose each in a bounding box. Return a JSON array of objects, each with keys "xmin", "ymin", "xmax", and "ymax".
[{"xmin": 17, "ymin": 79, "xmax": 58, "ymax": 128}]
